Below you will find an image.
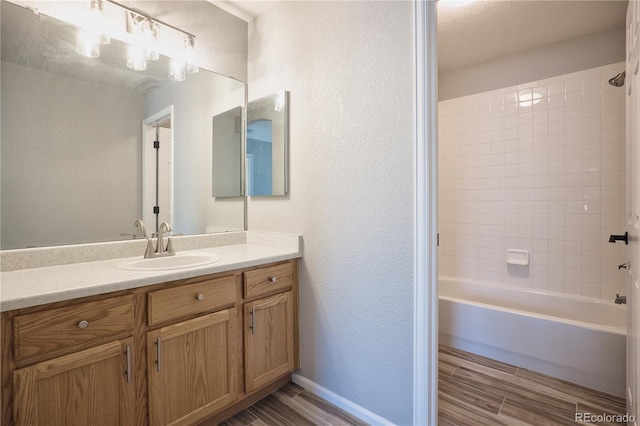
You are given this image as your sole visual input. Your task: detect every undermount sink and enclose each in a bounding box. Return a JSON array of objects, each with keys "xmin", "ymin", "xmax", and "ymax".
[{"xmin": 116, "ymin": 252, "xmax": 222, "ymax": 271}]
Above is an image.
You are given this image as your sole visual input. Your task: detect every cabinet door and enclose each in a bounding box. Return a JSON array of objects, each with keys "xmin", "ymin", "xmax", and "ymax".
[
  {"xmin": 244, "ymin": 291, "xmax": 295, "ymax": 393},
  {"xmin": 147, "ymin": 309, "xmax": 238, "ymax": 426},
  {"xmin": 13, "ymin": 337, "xmax": 135, "ymax": 426}
]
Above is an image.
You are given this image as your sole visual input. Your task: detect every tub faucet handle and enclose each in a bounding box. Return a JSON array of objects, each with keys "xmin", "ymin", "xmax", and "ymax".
[
  {"xmin": 609, "ymin": 232, "xmax": 628, "ymax": 245},
  {"xmin": 618, "ymin": 262, "xmax": 628, "ymax": 270},
  {"xmin": 615, "ymin": 294, "xmax": 627, "ymax": 305}
]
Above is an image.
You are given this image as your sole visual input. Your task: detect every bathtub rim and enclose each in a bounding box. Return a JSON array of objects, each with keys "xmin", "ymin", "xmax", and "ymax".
[{"xmin": 438, "ymin": 276, "xmax": 626, "ymax": 336}]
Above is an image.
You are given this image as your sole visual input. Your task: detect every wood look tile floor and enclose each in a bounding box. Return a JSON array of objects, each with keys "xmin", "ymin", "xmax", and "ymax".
[
  {"xmin": 438, "ymin": 345, "xmax": 627, "ymax": 426},
  {"xmin": 217, "ymin": 382, "xmax": 369, "ymax": 426},
  {"xmin": 216, "ymin": 345, "xmax": 627, "ymax": 425}
]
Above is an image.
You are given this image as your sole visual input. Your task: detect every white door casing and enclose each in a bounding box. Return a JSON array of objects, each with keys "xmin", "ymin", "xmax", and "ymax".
[
  {"xmin": 626, "ymin": 1, "xmax": 639, "ymax": 424},
  {"xmin": 143, "ymin": 106, "xmax": 174, "ymax": 235}
]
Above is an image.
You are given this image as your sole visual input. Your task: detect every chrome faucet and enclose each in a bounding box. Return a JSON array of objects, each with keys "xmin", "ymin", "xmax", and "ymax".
[
  {"xmin": 615, "ymin": 294, "xmax": 627, "ymax": 305},
  {"xmin": 134, "ymin": 219, "xmax": 146, "ymax": 239},
  {"xmin": 144, "ymin": 222, "xmax": 175, "ymax": 258}
]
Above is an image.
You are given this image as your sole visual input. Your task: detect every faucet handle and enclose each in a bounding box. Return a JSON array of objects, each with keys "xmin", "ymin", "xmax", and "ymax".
[
  {"xmin": 144, "ymin": 238, "xmax": 155, "ymax": 259},
  {"xmin": 134, "ymin": 219, "xmax": 147, "ymax": 238},
  {"xmin": 166, "ymin": 237, "xmax": 175, "ymax": 256}
]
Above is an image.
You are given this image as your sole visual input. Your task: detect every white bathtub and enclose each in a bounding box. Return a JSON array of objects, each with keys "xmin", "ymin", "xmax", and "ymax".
[{"xmin": 439, "ymin": 277, "xmax": 627, "ymax": 397}]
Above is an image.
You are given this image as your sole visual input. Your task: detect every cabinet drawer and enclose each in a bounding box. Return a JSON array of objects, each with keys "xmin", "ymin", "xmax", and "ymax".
[
  {"xmin": 14, "ymin": 294, "xmax": 134, "ymax": 364},
  {"xmin": 148, "ymin": 275, "xmax": 237, "ymax": 326},
  {"xmin": 244, "ymin": 262, "xmax": 294, "ymax": 299}
]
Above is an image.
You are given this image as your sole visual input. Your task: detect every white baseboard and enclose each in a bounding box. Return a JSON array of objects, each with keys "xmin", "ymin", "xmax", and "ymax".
[{"xmin": 292, "ymin": 374, "xmax": 395, "ymax": 426}]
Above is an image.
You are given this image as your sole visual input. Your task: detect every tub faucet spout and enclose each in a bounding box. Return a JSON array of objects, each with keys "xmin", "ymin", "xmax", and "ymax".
[{"xmin": 615, "ymin": 294, "xmax": 627, "ymax": 305}]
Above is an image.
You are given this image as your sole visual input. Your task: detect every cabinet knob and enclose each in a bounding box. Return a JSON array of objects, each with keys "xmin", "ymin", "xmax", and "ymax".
[
  {"xmin": 270, "ymin": 276, "xmax": 277, "ymax": 283},
  {"xmin": 196, "ymin": 294, "xmax": 205, "ymax": 301},
  {"xmin": 78, "ymin": 320, "xmax": 89, "ymax": 329}
]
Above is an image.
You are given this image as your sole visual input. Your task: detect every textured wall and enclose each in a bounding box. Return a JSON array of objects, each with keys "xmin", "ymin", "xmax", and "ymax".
[
  {"xmin": 1, "ymin": 61, "xmax": 142, "ymax": 249},
  {"xmin": 438, "ymin": 63, "xmax": 627, "ymax": 300},
  {"xmin": 247, "ymin": 2, "xmax": 414, "ymax": 424},
  {"xmin": 439, "ymin": 26, "xmax": 626, "ymax": 101}
]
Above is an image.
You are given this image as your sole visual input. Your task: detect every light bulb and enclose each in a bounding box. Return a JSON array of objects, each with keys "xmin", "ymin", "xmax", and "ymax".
[
  {"xmin": 184, "ymin": 36, "xmax": 199, "ymax": 74},
  {"xmin": 169, "ymin": 59, "xmax": 186, "ymax": 82},
  {"xmin": 76, "ymin": 28, "xmax": 100, "ymax": 58},
  {"xmin": 89, "ymin": 0, "xmax": 110, "ymax": 45},
  {"xmin": 141, "ymin": 20, "xmax": 159, "ymax": 61},
  {"xmin": 127, "ymin": 45, "xmax": 147, "ymax": 71}
]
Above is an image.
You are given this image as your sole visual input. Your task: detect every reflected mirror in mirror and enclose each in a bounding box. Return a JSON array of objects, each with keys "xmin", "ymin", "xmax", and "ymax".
[
  {"xmin": 246, "ymin": 90, "xmax": 289, "ymax": 196},
  {"xmin": 1, "ymin": 1, "xmax": 246, "ymax": 249},
  {"xmin": 212, "ymin": 106, "xmax": 243, "ymax": 197}
]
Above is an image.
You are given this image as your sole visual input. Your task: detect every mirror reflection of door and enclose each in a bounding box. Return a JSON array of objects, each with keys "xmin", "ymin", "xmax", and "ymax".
[
  {"xmin": 143, "ymin": 106, "xmax": 174, "ymax": 236},
  {"xmin": 246, "ymin": 119, "xmax": 273, "ymax": 196}
]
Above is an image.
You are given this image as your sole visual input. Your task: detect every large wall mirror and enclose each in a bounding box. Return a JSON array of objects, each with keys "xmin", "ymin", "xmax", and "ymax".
[
  {"xmin": 1, "ymin": 1, "xmax": 246, "ymax": 249},
  {"xmin": 246, "ymin": 90, "xmax": 289, "ymax": 196}
]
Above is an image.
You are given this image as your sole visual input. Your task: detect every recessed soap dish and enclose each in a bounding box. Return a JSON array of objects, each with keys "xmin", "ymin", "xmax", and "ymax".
[{"xmin": 506, "ymin": 249, "xmax": 529, "ymax": 266}]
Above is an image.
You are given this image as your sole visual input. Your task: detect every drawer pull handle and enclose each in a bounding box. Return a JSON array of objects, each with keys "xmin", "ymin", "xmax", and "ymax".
[
  {"xmin": 125, "ymin": 345, "xmax": 132, "ymax": 383},
  {"xmin": 196, "ymin": 293, "xmax": 205, "ymax": 301},
  {"xmin": 78, "ymin": 320, "xmax": 89, "ymax": 329},
  {"xmin": 156, "ymin": 337, "xmax": 162, "ymax": 372},
  {"xmin": 270, "ymin": 276, "xmax": 277, "ymax": 283}
]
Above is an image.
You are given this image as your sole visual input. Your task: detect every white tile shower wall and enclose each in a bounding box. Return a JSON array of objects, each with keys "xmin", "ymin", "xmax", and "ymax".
[{"xmin": 438, "ymin": 62, "xmax": 627, "ymax": 301}]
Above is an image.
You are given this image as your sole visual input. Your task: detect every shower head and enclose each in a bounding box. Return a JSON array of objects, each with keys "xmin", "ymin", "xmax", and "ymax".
[{"xmin": 608, "ymin": 71, "xmax": 626, "ymax": 87}]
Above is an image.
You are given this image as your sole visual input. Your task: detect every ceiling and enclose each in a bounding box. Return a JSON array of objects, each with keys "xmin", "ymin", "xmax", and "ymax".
[
  {"xmin": 438, "ymin": 0, "xmax": 628, "ymax": 72},
  {"xmin": 213, "ymin": 0, "xmax": 628, "ymax": 73}
]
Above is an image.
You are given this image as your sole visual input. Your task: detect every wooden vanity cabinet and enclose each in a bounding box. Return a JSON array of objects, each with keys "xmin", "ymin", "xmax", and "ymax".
[
  {"xmin": 244, "ymin": 291, "xmax": 295, "ymax": 393},
  {"xmin": 243, "ymin": 262, "xmax": 298, "ymax": 394},
  {"xmin": 1, "ymin": 259, "xmax": 299, "ymax": 426},
  {"xmin": 13, "ymin": 337, "xmax": 135, "ymax": 426},
  {"xmin": 146, "ymin": 275, "xmax": 240, "ymax": 426},
  {"xmin": 6, "ymin": 294, "xmax": 137, "ymax": 426}
]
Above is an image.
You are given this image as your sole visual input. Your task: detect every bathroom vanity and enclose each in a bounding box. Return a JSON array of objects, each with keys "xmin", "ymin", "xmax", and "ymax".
[{"xmin": 0, "ymin": 234, "xmax": 300, "ymax": 426}]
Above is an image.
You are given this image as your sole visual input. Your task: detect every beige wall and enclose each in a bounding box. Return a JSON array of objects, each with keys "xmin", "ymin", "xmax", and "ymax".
[
  {"xmin": 1, "ymin": 61, "xmax": 143, "ymax": 249},
  {"xmin": 247, "ymin": 2, "xmax": 414, "ymax": 424}
]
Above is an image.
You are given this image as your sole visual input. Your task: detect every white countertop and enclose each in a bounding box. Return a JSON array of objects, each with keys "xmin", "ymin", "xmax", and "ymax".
[{"xmin": 0, "ymin": 240, "xmax": 301, "ymax": 312}]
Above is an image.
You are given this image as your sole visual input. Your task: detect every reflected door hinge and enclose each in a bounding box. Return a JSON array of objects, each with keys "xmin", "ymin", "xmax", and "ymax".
[
  {"xmin": 437, "ymin": 233, "xmax": 440, "ymax": 247},
  {"xmin": 153, "ymin": 206, "xmax": 159, "ymax": 214},
  {"xmin": 153, "ymin": 140, "xmax": 160, "ymax": 149}
]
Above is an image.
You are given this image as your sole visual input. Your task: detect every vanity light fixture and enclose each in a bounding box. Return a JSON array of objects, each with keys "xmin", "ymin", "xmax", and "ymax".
[
  {"xmin": 127, "ymin": 44, "xmax": 148, "ymax": 71},
  {"xmin": 142, "ymin": 20, "xmax": 159, "ymax": 61},
  {"xmin": 168, "ymin": 36, "xmax": 199, "ymax": 81},
  {"xmin": 126, "ymin": 11, "xmax": 159, "ymax": 62},
  {"xmin": 168, "ymin": 58, "xmax": 187, "ymax": 82},
  {"xmin": 90, "ymin": 0, "xmax": 110, "ymax": 45},
  {"xmin": 75, "ymin": 28, "xmax": 101, "ymax": 57},
  {"xmin": 75, "ymin": 0, "xmax": 109, "ymax": 57},
  {"xmin": 274, "ymin": 91, "xmax": 285, "ymax": 112},
  {"xmin": 184, "ymin": 36, "xmax": 199, "ymax": 74},
  {"xmin": 72, "ymin": 0, "xmax": 198, "ymax": 80}
]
